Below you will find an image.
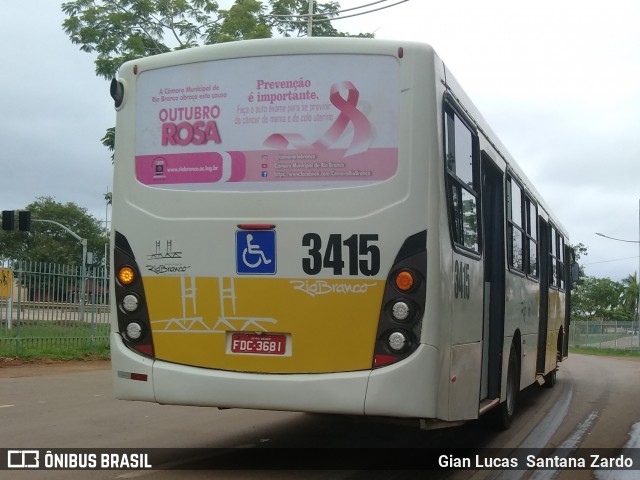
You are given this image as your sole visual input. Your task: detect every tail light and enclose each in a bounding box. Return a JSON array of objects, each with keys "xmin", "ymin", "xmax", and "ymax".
[
  {"xmin": 373, "ymin": 231, "xmax": 427, "ymax": 368},
  {"xmin": 114, "ymin": 231, "xmax": 155, "ymax": 357}
]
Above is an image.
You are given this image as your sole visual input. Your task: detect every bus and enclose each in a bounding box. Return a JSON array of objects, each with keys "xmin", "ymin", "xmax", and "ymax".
[{"xmin": 109, "ymin": 38, "xmax": 574, "ymax": 430}]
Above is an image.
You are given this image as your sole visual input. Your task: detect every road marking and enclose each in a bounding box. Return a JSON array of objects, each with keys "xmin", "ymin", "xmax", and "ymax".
[
  {"xmin": 625, "ymin": 422, "xmax": 640, "ymax": 448},
  {"xmin": 594, "ymin": 422, "xmax": 640, "ymax": 480},
  {"xmin": 557, "ymin": 410, "xmax": 599, "ymax": 449},
  {"xmin": 520, "ymin": 383, "xmax": 575, "ymax": 449},
  {"xmin": 527, "ymin": 410, "xmax": 599, "ymax": 480},
  {"xmin": 0, "ymin": 405, "xmax": 14, "ymax": 408},
  {"xmin": 489, "ymin": 381, "xmax": 574, "ymax": 480}
]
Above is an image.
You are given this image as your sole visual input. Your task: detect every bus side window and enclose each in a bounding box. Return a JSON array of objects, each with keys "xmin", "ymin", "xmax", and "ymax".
[
  {"xmin": 526, "ymin": 196, "xmax": 538, "ymax": 278},
  {"xmin": 557, "ymin": 233, "xmax": 566, "ymax": 290},
  {"xmin": 507, "ymin": 177, "xmax": 525, "ymax": 272},
  {"xmin": 444, "ymin": 103, "xmax": 479, "ymax": 253},
  {"xmin": 549, "ymin": 226, "xmax": 558, "ymax": 288}
]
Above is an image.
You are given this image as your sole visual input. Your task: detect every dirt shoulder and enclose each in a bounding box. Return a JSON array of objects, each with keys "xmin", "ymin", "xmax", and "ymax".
[{"xmin": 0, "ymin": 357, "xmax": 111, "ymax": 378}]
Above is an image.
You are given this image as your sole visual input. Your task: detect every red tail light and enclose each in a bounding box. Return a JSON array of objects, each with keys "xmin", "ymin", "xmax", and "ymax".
[{"xmin": 373, "ymin": 355, "xmax": 399, "ymax": 368}]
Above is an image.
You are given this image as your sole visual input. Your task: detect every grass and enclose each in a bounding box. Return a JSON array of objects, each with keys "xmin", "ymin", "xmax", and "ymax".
[
  {"xmin": 2, "ymin": 350, "xmax": 111, "ymax": 363},
  {"xmin": 1, "ymin": 320, "xmax": 111, "ymax": 360},
  {"xmin": 6, "ymin": 343, "xmax": 111, "ymax": 361},
  {"xmin": 569, "ymin": 346, "xmax": 640, "ymax": 358},
  {"xmin": 2, "ymin": 319, "xmax": 110, "ymax": 335},
  {"xmin": 570, "ymin": 334, "xmax": 629, "ymax": 344}
]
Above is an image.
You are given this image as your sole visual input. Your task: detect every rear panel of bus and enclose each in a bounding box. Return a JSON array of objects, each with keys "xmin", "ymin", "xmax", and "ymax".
[{"xmin": 110, "ymin": 39, "xmax": 444, "ymax": 418}]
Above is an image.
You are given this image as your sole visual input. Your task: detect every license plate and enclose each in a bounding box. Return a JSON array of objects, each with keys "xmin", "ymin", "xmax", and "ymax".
[{"xmin": 230, "ymin": 333, "xmax": 286, "ymax": 355}]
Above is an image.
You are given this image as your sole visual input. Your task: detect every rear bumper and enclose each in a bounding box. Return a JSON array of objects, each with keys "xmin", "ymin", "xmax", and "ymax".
[{"xmin": 111, "ymin": 333, "xmax": 438, "ymax": 418}]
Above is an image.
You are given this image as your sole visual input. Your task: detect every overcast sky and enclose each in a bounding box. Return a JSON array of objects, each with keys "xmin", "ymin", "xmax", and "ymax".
[{"xmin": 1, "ymin": 0, "xmax": 638, "ymax": 281}]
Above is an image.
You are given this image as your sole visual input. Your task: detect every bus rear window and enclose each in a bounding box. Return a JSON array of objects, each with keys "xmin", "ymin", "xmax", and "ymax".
[{"xmin": 133, "ymin": 54, "xmax": 400, "ymax": 192}]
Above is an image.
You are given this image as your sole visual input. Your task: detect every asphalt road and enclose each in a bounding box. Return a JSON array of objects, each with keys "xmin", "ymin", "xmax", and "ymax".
[{"xmin": 1, "ymin": 354, "xmax": 639, "ymax": 480}]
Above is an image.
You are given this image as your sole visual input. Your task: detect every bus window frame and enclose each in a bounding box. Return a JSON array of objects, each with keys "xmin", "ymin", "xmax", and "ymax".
[
  {"xmin": 506, "ymin": 172, "xmax": 540, "ymax": 282},
  {"xmin": 443, "ymin": 96, "xmax": 482, "ymax": 259},
  {"xmin": 549, "ymin": 226, "xmax": 566, "ymax": 292},
  {"xmin": 506, "ymin": 174, "xmax": 526, "ymax": 275},
  {"xmin": 525, "ymin": 195, "xmax": 539, "ymax": 279}
]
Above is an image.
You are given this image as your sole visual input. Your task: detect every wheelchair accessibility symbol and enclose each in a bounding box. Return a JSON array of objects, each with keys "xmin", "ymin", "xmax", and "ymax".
[{"xmin": 236, "ymin": 230, "xmax": 277, "ymax": 274}]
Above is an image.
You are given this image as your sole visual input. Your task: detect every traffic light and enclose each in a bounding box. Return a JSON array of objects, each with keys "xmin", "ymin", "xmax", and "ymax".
[
  {"xmin": 18, "ymin": 211, "xmax": 31, "ymax": 231},
  {"xmin": 2, "ymin": 210, "xmax": 14, "ymax": 230},
  {"xmin": 2, "ymin": 210, "xmax": 31, "ymax": 231}
]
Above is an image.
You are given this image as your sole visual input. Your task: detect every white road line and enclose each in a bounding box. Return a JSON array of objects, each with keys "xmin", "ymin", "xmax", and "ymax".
[
  {"xmin": 521, "ymin": 384, "xmax": 575, "ymax": 450},
  {"xmin": 593, "ymin": 422, "xmax": 640, "ymax": 480},
  {"xmin": 528, "ymin": 410, "xmax": 599, "ymax": 480},
  {"xmin": 489, "ymin": 382, "xmax": 574, "ymax": 480},
  {"xmin": 558, "ymin": 410, "xmax": 599, "ymax": 450}
]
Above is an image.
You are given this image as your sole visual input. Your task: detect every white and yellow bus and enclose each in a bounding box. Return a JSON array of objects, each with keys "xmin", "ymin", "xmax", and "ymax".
[{"xmin": 109, "ymin": 38, "xmax": 574, "ymax": 429}]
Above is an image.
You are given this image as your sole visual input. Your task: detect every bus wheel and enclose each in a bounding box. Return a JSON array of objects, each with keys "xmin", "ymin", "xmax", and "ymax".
[
  {"xmin": 498, "ymin": 345, "xmax": 519, "ymax": 429},
  {"xmin": 543, "ymin": 352, "xmax": 559, "ymax": 388},
  {"xmin": 543, "ymin": 367, "xmax": 557, "ymax": 388}
]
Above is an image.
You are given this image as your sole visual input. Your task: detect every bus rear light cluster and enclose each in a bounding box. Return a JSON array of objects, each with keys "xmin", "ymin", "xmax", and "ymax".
[
  {"xmin": 114, "ymin": 231, "xmax": 155, "ymax": 358},
  {"xmin": 372, "ymin": 231, "xmax": 427, "ymax": 368}
]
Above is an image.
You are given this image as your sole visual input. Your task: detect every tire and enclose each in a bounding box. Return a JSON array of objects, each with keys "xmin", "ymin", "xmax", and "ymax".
[
  {"xmin": 543, "ymin": 366, "xmax": 557, "ymax": 388},
  {"xmin": 543, "ymin": 351, "xmax": 559, "ymax": 389},
  {"xmin": 498, "ymin": 345, "xmax": 519, "ymax": 429}
]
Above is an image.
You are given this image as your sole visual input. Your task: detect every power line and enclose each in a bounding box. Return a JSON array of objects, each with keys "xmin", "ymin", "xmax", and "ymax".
[
  {"xmin": 584, "ymin": 256, "xmax": 640, "ymax": 266},
  {"xmin": 268, "ymin": 0, "xmax": 396, "ymax": 18},
  {"xmin": 266, "ymin": 0, "xmax": 410, "ymax": 24}
]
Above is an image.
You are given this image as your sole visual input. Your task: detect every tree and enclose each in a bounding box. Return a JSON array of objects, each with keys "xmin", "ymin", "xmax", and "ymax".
[
  {"xmin": 571, "ymin": 276, "xmax": 626, "ymax": 321},
  {"xmin": 621, "ymin": 273, "xmax": 639, "ymax": 321},
  {"xmin": 570, "ymin": 242, "xmax": 588, "ymax": 281},
  {"xmin": 61, "ymin": 0, "xmax": 371, "ymax": 81},
  {"xmin": 569, "ymin": 243, "xmax": 639, "ymax": 322},
  {"xmin": 0, "ymin": 197, "xmax": 108, "ymax": 267},
  {"xmin": 62, "ymin": 0, "xmax": 373, "ymax": 159},
  {"xmin": 214, "ymin": 0, "xmax": 272, "ymax": 42},
  {"xmin": 62, "ymin": 0, "xmax": 217, "ymax": 80}
]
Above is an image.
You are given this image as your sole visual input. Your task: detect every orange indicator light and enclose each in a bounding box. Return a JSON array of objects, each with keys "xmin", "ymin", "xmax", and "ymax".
[
  {"xmin": 395, "ymin": 271, "xmax": 414, "ymax": 291},
  {"xmin": 118, "ymin": 266, "xmax": 136, "ymax": 286}
]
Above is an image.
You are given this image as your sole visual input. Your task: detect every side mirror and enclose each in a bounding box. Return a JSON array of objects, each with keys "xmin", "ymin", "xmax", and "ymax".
[
  {"xmin": 110, "ymin": 78, "xmax": 124, "ymax": 109},
  {"xmin": 570, "ymin": 262, "xmax": 580, "ymax": 285}
]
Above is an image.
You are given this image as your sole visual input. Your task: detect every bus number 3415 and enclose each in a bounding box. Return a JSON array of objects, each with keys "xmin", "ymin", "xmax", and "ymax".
[
  {"xmin": 454, "ymin": 260, "xmax": 471, "ymax": 300},
  {"xmin": 302, "ymin": 233, "xmax": 380, "ymax": 276}
]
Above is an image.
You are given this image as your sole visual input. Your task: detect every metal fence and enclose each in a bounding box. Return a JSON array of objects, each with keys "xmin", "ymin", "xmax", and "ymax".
[
  {"xmin": 2, "ymin": 258, "xmax": 639, "ymax": 357},
  {"xmin": 570, "ymin": 319, "xmax": 640, "ymax": 351},
  {"xmin": 0, "ymin": 260, "xmax": 110, "ymax": 357}
]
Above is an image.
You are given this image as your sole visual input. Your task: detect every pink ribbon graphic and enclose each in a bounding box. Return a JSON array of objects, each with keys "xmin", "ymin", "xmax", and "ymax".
[{"xmin": 264, "ymin": 81, "xmax": 372, "ymax": 157}]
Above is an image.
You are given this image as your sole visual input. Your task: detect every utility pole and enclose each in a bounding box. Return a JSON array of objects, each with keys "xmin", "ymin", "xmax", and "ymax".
[{"xmin": 307, "ymin": 0, "xmax": 314, "ymax": 37}]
